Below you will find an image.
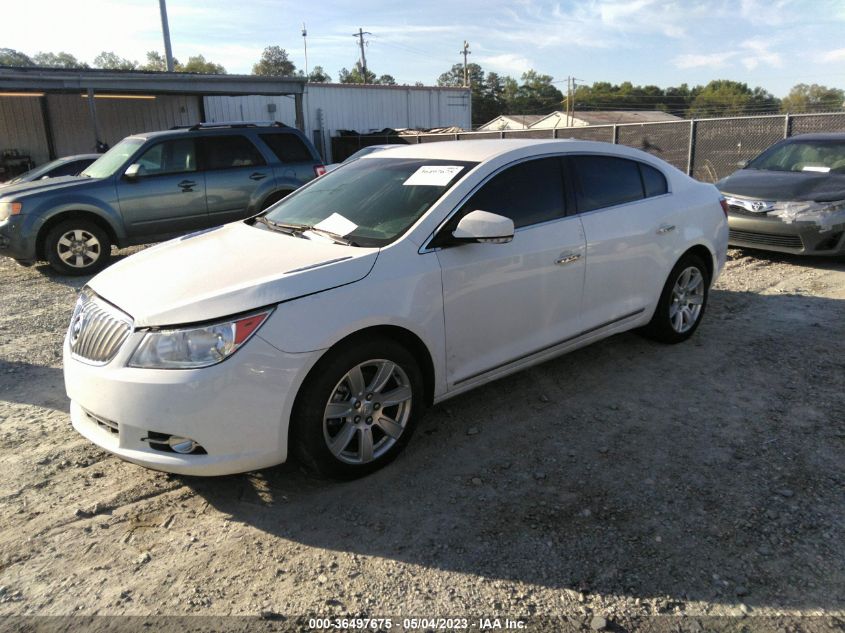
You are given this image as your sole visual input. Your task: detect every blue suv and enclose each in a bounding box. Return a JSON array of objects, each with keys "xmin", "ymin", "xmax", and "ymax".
[{"xmin": 0, "ymin": 122, "xmax": 325, "ymax": 275}]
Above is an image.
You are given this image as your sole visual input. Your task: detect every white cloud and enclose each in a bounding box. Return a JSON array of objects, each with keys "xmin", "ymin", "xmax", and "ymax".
[
  {"xmin": 739, "ymin": 39, "xmax": 783, "ymax": 70},
  {"xmin": 475, "ymin": 53, "xmax": 534, "ymax": 76},
  {"xmin": 819, "ymin": 48, "xmax": 845, "ymax": 63},
  {"xmin": 674, "ymin": 51, "xmax": 737, "ymax": 69}
]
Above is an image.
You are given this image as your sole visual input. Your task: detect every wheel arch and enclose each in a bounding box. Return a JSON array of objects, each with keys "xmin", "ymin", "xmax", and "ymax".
[
  {"xmin": 36, "ymin": 209, "xmax": 120, "ymax": 260},
  {"xmin": 681, "ymin": 243, "xmax": 715, "ymax": 284}
]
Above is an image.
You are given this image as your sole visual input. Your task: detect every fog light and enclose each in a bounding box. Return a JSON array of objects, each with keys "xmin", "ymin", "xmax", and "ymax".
[{"xmin": 168, "ymin": 437, "xmax": 199, "ymax": 454}]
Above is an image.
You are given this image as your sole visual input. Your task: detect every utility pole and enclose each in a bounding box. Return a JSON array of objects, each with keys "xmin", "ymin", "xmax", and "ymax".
[
  {"xmin": 460, "ymin": 41, "xmax": 471, "ymax": 87},
  {"xmin": 354, "ymin": 28, "xmax": 371, "ymax": 83},
  {"xmin": 302, "ymin": 23, "xmax": 309, "ymax": 79},
  {"xmin": 158, "ymin": 0, "xmax": 175, "ymax": 72}
]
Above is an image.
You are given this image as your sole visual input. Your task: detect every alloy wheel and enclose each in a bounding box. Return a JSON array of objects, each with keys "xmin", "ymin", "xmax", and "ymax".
[
  {"xmin": 669, "ymin": 266, "xmax": 705, "ymax": 333},
  {"xmin": 56, "ymin": 229, "xmax": 101, "ymax": 269}
]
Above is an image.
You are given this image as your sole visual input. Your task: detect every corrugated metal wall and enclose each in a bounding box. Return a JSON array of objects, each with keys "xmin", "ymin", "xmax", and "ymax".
[
  {"xmin": 47, "ymin": 94, "xmax": 200, "ymax": 157},
  {"xmin": 204, "ymin": 84, "xmax": 471, "ymax": 161},
  {"xmin": 0, "ymin": 96, "xmax": 50, "ymax": 165}
]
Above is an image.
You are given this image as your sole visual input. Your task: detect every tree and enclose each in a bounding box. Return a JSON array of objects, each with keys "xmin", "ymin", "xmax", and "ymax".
[
  {"xmin": 181, "ymin": 54, "xmax": 225, "ymax": 74},
  {"xmin": 376, "ymin": 74, "xmax": 396, "ymax": 86},
  {"xmin": 781, "ymin": 83, "xmax": 845, "ymax": 113},
  {"xmin": 93, "ymin": 51, "xmax": 138, "ymax": 71},
  {"xmin": 252, "ymin": 46, "xmax": 296, "ymax": 76},
  {"xmin": 140, "ymin": 51, "xmax": 179, "ymax": 71},
  {"xmin": 437, "ymin": 62, "xmax": 484, "ymax": 88},
  {"xmin": 31, "ymin": 51, "xmax": 88, "ymax": 68},
  {"xmin": 515, "ymin": 70, "xmax": 563, "ymax": 114},
  {"xmin": 338, "ymin": 62, "xmax": 376, "ymax": 84},
  {"xmin": 0, "ymin": 48, "xmax": 34, "ymax": 67},
  {"xmin": 688, "ymin": 80, "xmax": 778, "ymax": 117},
  {"xmin": 307, "ymin": 66, "xmax": 331, "ymax": 83}
]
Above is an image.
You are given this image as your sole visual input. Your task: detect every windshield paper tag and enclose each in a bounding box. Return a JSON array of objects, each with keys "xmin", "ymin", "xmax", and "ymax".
[
  {"xmin": 801, "ymin": 166, "xmax": 830, "ymax": 173},
  {"xmin": 403, "ymin": 165, "xmax": 464, "ymax": 186},
  {"xmin": 314, "ymin": 213, "xmax": 358, "ymax": 236}
]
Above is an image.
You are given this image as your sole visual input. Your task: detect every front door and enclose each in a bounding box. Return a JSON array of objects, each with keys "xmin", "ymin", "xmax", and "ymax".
[
  {"xmin": 116, "ymin": 138, "xmax": 208, "ymax": 236},
  {"xmin": 435, "ymin": 157, "xmax": 586, "ymax": 386}
]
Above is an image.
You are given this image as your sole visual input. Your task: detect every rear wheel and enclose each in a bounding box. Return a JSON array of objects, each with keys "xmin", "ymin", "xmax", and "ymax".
[
  {"xmin": 641, "ymin": 253, "xmax": 710, "ymax": 344},
  {"xmin": 292, "ymin": 338, "xmax": 423, "ymax": 479},
  {"xmin": 44, "ymin": 219, "xmax": 112, "ymax": 276}
]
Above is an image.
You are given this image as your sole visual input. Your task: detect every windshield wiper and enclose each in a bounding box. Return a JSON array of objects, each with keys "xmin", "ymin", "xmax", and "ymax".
[{"xmin": 254, "ymin": 217, "xmax": 358, "ymax": 246}]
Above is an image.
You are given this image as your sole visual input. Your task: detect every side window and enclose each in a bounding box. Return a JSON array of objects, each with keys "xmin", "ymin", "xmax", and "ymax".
[
  {"xmin": 573, "ymin": 155, "xmax": 644, "ymax": 212},
  {"xmin": 135, "ymin": 139, "xmax": 196, "ymax": 176},
  {"xmin": 640, "ymin": 163, "xmax": 668, "ymax": 197},
  {"xmin": 52, "ymin": 160, "xmax": 90, "ymax": 177},
  {"xmin": 202, "ymin": 135, "xmax": 266, "ymax": 170},
  {"xmin": 458, "ymin": 157, "xmax": 565, "ymax": 229},
  {"xmin": 259, "ymin": 133, "xmax": 315, "ymax": 163}
]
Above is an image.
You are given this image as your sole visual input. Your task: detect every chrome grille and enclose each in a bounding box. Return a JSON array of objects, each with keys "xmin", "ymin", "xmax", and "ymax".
[{"xmin": 69, "ymin": 290, "xmax": 133, "ymax": 364}]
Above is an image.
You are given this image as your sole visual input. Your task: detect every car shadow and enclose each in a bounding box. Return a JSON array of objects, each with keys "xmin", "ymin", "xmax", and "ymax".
[
  {"xmin": 0, "ymin": 359, "xmax": 67, "ymax": 411},
  {"xmin": 182, "ymin": 289, "xmax": 845, "ymax": 611}
]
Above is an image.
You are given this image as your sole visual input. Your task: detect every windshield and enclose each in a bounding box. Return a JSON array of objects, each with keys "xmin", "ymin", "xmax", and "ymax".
[
  {"xmin": 344, "ymin": 146, "xmax": 391, "ymax": 162},
  {"xmin": 748, "ymin": 140, "xmax": 845, "ymax": 173},
  {"xmin": 263, "ymin": 157, "xmax": 476, "ymax": 246},
  {"xmin": 81, "ymin": 138, "xmax": 145, "ymax": 178}
]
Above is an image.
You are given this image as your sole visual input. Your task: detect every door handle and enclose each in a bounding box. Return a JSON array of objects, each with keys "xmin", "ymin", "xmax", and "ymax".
[
  {"xmin": 657, "ymin": 224, "xmax": 676, "ymax": 234},
  {"xmin": 555, "ymin": 252, "xmax": 582, "ymax": 265},
  {"xmin": 178, "ymin": 180, "xmax": 196, "ymax": 191},
  {"xmin": 249, "ymin": 172, "xmax": 268, "ymax": 181}
]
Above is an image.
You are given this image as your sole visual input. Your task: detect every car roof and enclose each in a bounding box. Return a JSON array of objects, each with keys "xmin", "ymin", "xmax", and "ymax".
[
  {"xmin": 360, "ymin": 139, "xmax": 659, "ymax": 164},
  {"xmin": 783, "ymin": 133, "xmax": 845, "ymax": 142},
  {"xmin": 131, "ymin": 125, "xmax": 300, "ymax": 142}
]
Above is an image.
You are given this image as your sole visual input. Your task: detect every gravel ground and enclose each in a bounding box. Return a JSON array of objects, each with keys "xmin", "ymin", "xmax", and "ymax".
[{"xmin": 0, "ymin": 247, "xmax": 843, "ymax": 630}]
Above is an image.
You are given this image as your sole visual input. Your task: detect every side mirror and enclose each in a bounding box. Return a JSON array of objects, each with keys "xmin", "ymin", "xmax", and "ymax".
[
  {"xmin": 736, "ymin": 159, "xmax": 749, "ymax": 169},
  {"xmin": 124, "ymin": 164, "xmax": 141, "ymax": 180},
  {"xmin": 452, "ymin": 210, "xmax": 514, "ymax": 244}
]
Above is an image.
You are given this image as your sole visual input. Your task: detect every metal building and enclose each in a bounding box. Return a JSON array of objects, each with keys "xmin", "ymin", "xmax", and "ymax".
[
  {"xmin": 0, "ymin": 67, "xmax": 470, "ymax": 172},
  {"xmin": 205, "ymin": 84, "xmax": 471, "ymax": 160}
]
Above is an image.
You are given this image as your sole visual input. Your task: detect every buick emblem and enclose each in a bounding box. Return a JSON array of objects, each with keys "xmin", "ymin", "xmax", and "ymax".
[{"xmin": 70, "ymin": 312, "xmax": 85, "ymax": 345}]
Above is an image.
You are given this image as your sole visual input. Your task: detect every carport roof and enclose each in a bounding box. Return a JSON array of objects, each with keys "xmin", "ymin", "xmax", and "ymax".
[{"xmin": 0, "ymin": 66, "xmax": 305, "ymax": 95}]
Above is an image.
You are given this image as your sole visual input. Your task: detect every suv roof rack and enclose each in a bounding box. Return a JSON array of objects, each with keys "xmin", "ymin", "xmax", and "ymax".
[{"xmin": 170, "ymin": 121, "xmax": 289, "ymax": 131}]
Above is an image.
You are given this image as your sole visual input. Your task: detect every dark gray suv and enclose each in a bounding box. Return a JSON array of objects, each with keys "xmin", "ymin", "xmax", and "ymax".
[{"xmin": 0, "ymin": 122, "xmax": 325, "ymax": 274}]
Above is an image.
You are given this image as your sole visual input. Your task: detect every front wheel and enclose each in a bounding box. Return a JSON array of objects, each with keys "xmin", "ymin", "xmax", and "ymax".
[
  {"xmin": 44, "ymin": 219, "xmax": 112, "ymax": 276},
  {"xmin": 641, "ymin": 253, "xmax": 710, "ymax": 344},
  {"xmin": 292, "ymin": 338, "xmax": 424, "ymax": 479}
]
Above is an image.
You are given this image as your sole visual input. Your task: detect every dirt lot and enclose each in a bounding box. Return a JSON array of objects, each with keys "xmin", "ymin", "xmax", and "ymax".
[{"xmin": 0, "ymin": 247, "xmax": 843, "ymax": 630}]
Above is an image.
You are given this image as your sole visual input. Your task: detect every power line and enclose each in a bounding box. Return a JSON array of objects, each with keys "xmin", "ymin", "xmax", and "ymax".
[
  {"xmin": 353, "ymin": 28, "xmax": 372, "ymax": 83},
  {"xmin": 460, "ymin": 41, "xmax": 471, "ymax": 87}
]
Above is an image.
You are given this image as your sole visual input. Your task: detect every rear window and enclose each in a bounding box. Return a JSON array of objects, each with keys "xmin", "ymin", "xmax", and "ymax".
[
  {"xmin": 201, "ymin": 135, "xmax": 266, "ymax": 170},
  {"xmin": 573, "ymin": 155, "xmax": 645, "ymax": 212},
  {"xmin": 260, "ymin": 133, "xmax": 315, "ymax": 163},
  {"xmin": 640, "ymin": 163, "xmax": 668, "ymax": 197}
]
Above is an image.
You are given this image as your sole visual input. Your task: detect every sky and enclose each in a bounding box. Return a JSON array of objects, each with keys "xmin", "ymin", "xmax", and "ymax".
[{"xmin": 4, "ymin": 0, "xmax": 845, "ymax": 97}]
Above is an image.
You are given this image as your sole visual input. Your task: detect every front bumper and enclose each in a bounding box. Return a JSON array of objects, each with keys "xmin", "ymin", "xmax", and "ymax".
[
  {"xmin": 728, "ymin": 212, "xmax": 845, "ymax": 256},
  {"xmin": 0, "ymin": 216, "xmax": 39, "ymax": 262},
  {"xmin": 64, "ymin": 329, "xmax": 321, "ymax": 476}
]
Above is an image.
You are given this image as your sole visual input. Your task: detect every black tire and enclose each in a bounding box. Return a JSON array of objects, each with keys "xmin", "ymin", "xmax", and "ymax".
[
  {"xmin": 641, "ymin": 253, "xmax": 710, "ymax": 344},
  {"xmin": 292, "ymin": 337, "xmax": 424, "ymax": 479},
  {"xmin": 44, "ymin": 219, "xmax": 112, "ymax": 276}
]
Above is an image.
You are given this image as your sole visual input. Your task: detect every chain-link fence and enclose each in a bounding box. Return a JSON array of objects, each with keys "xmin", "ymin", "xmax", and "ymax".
[{"xmin": 330, "ymin": 112, "xmax": 845, "ymax": 182}]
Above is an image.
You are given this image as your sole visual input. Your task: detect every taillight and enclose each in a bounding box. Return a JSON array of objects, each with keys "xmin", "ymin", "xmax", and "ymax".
[
  {"xmin": 314, "ymin": 165, "xmax": 327, "ymax": 177},
  {"xmin": 719, "ymin": 197, "xmax": 729, "ymax": 217}
]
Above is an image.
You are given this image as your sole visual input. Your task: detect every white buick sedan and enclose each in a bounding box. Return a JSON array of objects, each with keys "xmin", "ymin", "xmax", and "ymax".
[{"xmin": 64, "ymin": 140, "xmax": 728, "ymax": 478}]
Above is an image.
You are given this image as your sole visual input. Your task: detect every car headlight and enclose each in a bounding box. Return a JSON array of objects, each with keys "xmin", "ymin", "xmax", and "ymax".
[
  {"xmin": 128, "ymin": 309, "xmax": 273, "ymax": 369},
  {"xmin": 0, "ymin": 202, "xmax": 22, "ymax": 222}
]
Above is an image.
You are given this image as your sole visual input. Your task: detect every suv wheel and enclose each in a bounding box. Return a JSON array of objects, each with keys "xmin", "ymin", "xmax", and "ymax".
[
  {"xmin": 44, "ymin": 219, "xmax": 112, "ymax": 276},
  {"xmin": 292, "ymin": 338, "xmax": 424, "ymax": 479}
]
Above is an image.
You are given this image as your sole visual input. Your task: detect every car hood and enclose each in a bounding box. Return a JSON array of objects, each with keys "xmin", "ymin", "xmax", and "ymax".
[
  {"xmin": 0, "ymin": 175, "xmax": 94, "ymax": 197},
  {"xmin": 717, "ymin": 169, "xmax": 845, "ymax": 202},
  {"xmin": 89, "ymin": 221, "xmax": 379, "ymax": 327}
]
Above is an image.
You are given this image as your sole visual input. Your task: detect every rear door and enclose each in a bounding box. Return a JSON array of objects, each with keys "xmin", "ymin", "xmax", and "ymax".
[
  {"xmin": 570, "ymin": 155, "xmax": 679, "ymax": 329},
  {"xmin": 116, "ymin": 138, "xmax": 208, "ymax": 236},
  {"xmin": 258, "ymin": 132, "xmax": 321, "ymax": 187},
  {"xmin": 435, "ymin": 157, "xmax": 586, "ymax": 386},
  {"xmin": 200, "ymin": 134, "xmax": 271, "ymax": 225}
]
